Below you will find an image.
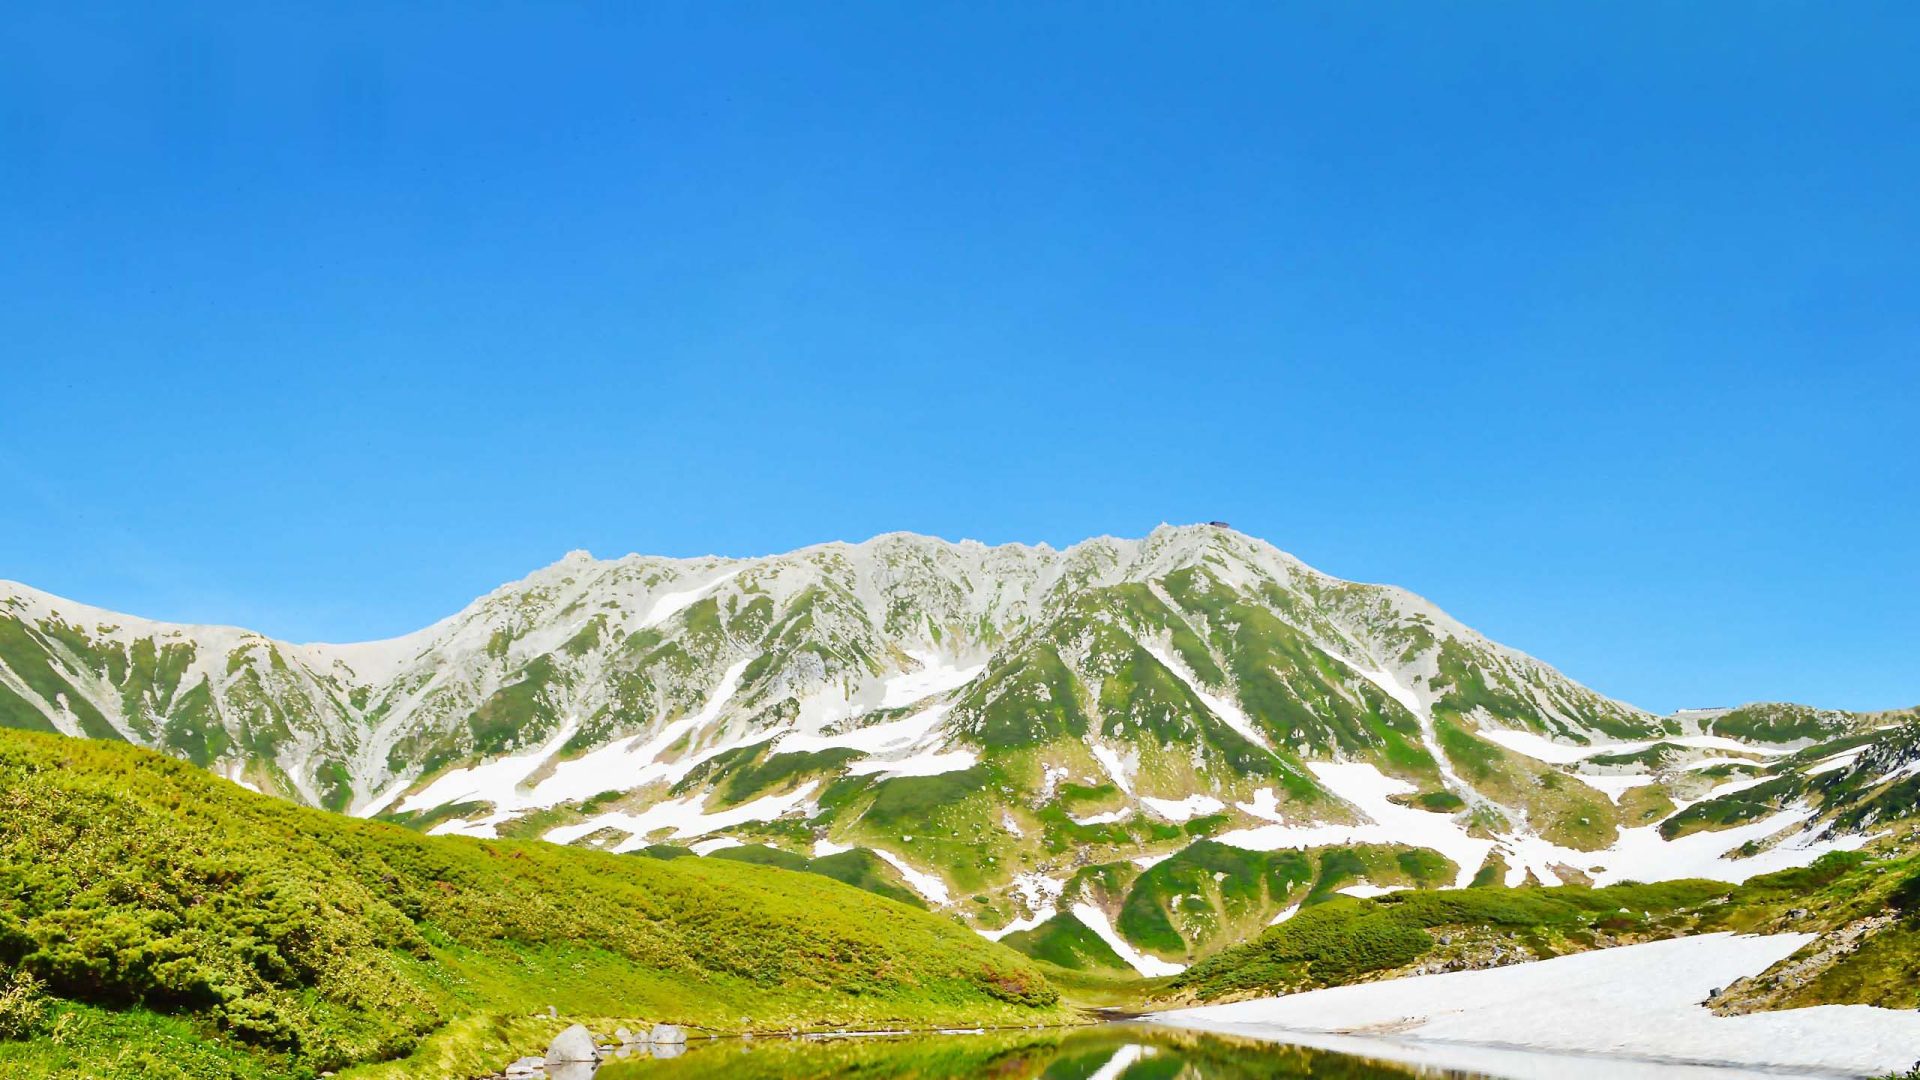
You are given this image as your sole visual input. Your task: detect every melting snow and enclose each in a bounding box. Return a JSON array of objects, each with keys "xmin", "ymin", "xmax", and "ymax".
[
  {"xmin": 1071, "ymin": 903, "xmax": 1185, "ymax": 977},
  {"xmin": 394, "ymin": 659, "xmax": 755, "ymax": 827},
  {"xmin": 778, "ymin": 702, "xmax": 952, "ymax": 756},
  {"xmin": 1573, "ymin": 773, "xmax": 1659, "ymax": 803},
  {"xmin": 873, "ymin": 850, "xmax": 951, "ymax": 906},
  {"xmin": 1501, "ymin": 805, "xmax": 1865, "ymax": 888},
  {"xmin": 845, "ymin": 748, "xmax": 977, "ymax": 779},
  {"xmin": 1485, "ymin": 730, "xmax": 1790, "ymax": 765},
  {"xmin": 878, "ymin": 650, "xmax": 984, "ymax": 709},
  {"xmin": 978, "ymin": 873, "xmax": 1066, "ymax": 941},
  {"xmin": 1806, "ymin": 749, "xmax": 1864, "ymax": 777},
  {"xmin": 1141, "ymin": 641, "xmax": 1269, "ymax": 750},
  {"xmin": 1090, "ymin": 744, "xmax": 1138, "ymax": 797},
  {"xmin": 1217, "ymin": 759, "xmax": 1853, "ymax": 892},
  {"xmin": 395, "ymin": 718, "xmax": 582, "ymax": 817},
  {"xmin": 1141, "ymin": 793, "xmax": 1226, "ymax": 822},
  {"xmin": 1151, "ymin": 933, "xmax": 1920, "ymax": 1077},
  {"xmin": 1220, "ymin": 763, "xmax": 1493, "ymax": 889},
  {"xmin": 543, "ymin": 782, "xmax": 820, "ymax": 853},
  {"xmin": 638, "ymin": 569, "xmax": 742, "ymax": 629}
]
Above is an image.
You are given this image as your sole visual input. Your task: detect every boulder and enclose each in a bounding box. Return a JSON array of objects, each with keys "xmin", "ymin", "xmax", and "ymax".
[
  {"xmin": 650, "ymin": 1023, "xmax": 687, "ymax": 1045},
  {"xmin": 614, "ymin": 1027, "xmax": 634, "ymax": 1044},
  {"xmin": 545, "ymin": 1023, "xmax": 599, "ymax": 1064},
  {"xmin": 504, "ymin": 1057, "xmax": 544, "ymax": 1077}
]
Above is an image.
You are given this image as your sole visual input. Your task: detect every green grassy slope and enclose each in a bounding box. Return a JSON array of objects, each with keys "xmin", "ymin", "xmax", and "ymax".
[
  {"xmin": 0, "ymin": 730, "xmax": 1064, "ymax": 1080},
  {"xmin": 1160, "ymin": 849, "xmax": 1920, "ymax": 1008},
  {"xmin": 705, "ymin": 843, "xmax": 928, "ymax": 908}
]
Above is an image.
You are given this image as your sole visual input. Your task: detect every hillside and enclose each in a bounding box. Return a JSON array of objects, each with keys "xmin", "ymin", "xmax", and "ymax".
[
  {"xmin": 3, "ymin": 525, "xmax": 1915, "ymax": 972},
  {"xmin": 0, "ymin": 729, "xmax": 1061, "ymax": 1080},
  {"xmin": 1158, "ymin": 845, "xmax": 1920, "ymax": 1014}
]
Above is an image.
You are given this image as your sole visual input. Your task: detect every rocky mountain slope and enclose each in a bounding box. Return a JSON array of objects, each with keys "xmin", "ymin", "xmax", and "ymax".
[{"xmin": 3, "ymin": 525, "xmax": 1912, "ymax": 974}]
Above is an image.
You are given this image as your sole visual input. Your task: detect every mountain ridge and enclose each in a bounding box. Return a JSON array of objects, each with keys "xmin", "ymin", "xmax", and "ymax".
[{"xmin": 4, "ymin": 524, "xmax": 1913, "ymax": 974}]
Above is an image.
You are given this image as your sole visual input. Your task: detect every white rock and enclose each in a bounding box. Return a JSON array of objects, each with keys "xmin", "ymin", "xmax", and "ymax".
[{"xmin": 544, "ymin": 1024, "xmax": 599, "ymax": 1064}]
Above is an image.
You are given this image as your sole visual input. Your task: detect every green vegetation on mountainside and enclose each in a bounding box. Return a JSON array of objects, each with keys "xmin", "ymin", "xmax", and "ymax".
[
  {"xmin": 999, "ymin": 916, "xmax": 1129, "ymax": 974},
  {"xmin": 1166, "ymin": 879, "xmax": 1729, "ymax": 1000},
  {"xmin": 1709, "ymin": 703, "xmax": 1855, "ymax": 745},
  {"xmin": 1711, "ymin": 847, "xmax": 1920, "ymax": 1014},
  {"xmin": 701, "ymin": 843, "xmax": 928, "ymax": 908},
  {"xmin": 1163, "ymin": 848, "xmax": 1920, "ymax": 1010},
  {"xmin": 0, "ymin": 730, "xmax": 1064, "ymax": 1080}
]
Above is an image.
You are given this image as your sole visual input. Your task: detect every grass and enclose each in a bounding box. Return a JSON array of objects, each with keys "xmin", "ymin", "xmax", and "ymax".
[
  {"xmin": 999, "ymin": 915, "xmax": 1130, "ymax": 974},
  {"xmin": 1164, "ymin": 848, "xmax": 1920, "ymax": 1009},
  {"xmin": 1709, "ymin": 847, "xmax": 1920, "ymax": 1013},
  {"xmin": 1116, "ymin": 842, "xmax": 1311, "ymax": 957},
  {"xmin": 1709, "ymin": 703, "xmax": 1851, "ymax": 744},
  {"xmin": 1165, "ymin": 879, "xmax": 1733, "ymax": 1000},
  {"xmin": 0, "ymin": 729, "xmax": 1067, "ymax": 1079},
  {"xmin": 707, "ymin": 844, "xmax": 927, "ymax": 908}
]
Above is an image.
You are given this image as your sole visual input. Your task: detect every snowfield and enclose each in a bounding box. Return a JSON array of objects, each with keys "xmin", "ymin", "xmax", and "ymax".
[{"xmin": 1152, "ymin": 932, "xmax": 1920, "ymax": 1078}]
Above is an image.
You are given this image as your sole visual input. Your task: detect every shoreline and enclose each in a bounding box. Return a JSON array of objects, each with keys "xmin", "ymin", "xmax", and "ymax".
[
  {"xmin": 1146, "ymin": 933, "xmax": 1920, "ymax": 1079},
  {"xmin": 1146, "ymin": 1019, "xmax": 1870, "ymax": 1080}
]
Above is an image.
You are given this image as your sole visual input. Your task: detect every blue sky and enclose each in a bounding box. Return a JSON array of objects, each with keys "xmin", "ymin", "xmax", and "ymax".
[{"xmin": 2, "ymin": 3, "xmax": 1915, "ymax": 713}]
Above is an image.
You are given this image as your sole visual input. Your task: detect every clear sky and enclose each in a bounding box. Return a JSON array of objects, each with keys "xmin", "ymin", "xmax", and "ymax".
[{"xmin": 2, "ymin": 3, "xmax": 1915, "ymax": 713}]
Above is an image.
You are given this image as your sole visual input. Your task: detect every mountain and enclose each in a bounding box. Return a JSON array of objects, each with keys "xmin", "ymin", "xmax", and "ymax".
[{"xmin": 3, "ymin": 525, "xmax": 1913, "ymax": 974}]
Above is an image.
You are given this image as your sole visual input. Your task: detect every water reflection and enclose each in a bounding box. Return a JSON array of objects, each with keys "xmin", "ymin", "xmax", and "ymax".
[{"xmin": 578, "ymin": 1025, "xmax": 1485, "ymax": 1079}]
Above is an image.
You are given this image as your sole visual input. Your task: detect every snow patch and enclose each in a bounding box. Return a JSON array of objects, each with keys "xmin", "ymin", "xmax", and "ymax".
[
  {"xmin": 845, "ymin": 748, "xmax": 977, "ymax": 779},
  {"xmin": 872, "ymin": 850, "xmax": 951, "ymax": 907},
  {"xmin": 878, "ymin": 650, "xmax": 984, "ymax": 709},
  {"xmin": 1150, "ymin": 933, "xmax": 1920, "ymax": 1078},
  {"xmin": 1485, "ymin": 729, "xmax": 1789, "ymax": 765},
  {"xmin": 638, "ymin": 569, "xmax": 741, "ymax": 629},
  {"xmin": 1141, "ymin": 641, "xmax": 1269, "ymax": 750},
  {"xmin": 1220, "ymin": 763, "xmax": 1492, "ymax": 889},
  {"xmin": 1572, "ymin": 773, "xmax": 1658, "ymax": 803},
  {"xmin": 544, "ymin": 782, "xmax": 819, "ymax": 853},
  {"xmin": 1141, "ymin": 793, "xmax": 1226, "ymax": 823},
  {"xmin": 1090, "ymin": 744, "xmax": 1137, "ymax": 797},
  {"xmin": 1806, "ymin": 749, "xmax": 1864, "ymax": 777},
  {"xmin": 1071, "ymin": 903, "xmax": 1185, "ymax": 978}
]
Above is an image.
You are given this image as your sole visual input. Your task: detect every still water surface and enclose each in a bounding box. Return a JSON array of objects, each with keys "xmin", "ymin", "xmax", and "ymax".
[{"xmin": 571, "ymin": 1024, "xmax": 1490, "ymax": 1079}]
